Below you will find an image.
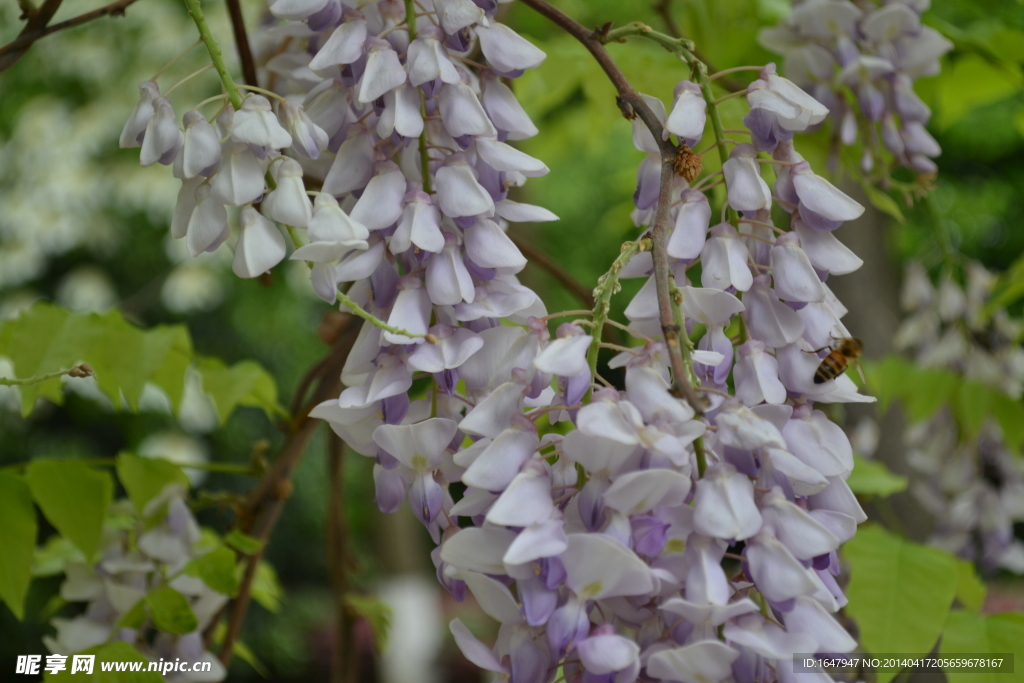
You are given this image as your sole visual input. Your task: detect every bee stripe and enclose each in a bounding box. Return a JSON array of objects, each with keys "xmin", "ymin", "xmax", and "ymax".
[{"xmin": 814, "ymin": 354, "xmax": 846, "ymax": 383}]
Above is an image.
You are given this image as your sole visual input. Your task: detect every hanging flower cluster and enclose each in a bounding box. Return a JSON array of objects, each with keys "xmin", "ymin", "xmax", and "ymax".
[
  {"xmin": 45, "ymin": 488, "xmax": 227, "ymax": 682},
  {"xmin": 313, "ymin": 34, "xmax": 877, "ymax": 681},
  {"xmin": 759, "ymin": 0, "xmax": 952, "ymax": 178},
  {"xmin": 119, "ymin": 0, "xmax": 880, "ymax": 678},
  {"xmin": 897, "ymin": 262, "xmax": 1024, "ymax": 574}
]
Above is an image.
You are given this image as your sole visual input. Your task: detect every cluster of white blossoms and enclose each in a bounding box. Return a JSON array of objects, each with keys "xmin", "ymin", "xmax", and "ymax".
[
  {"xmin": 898, "ymin": 262, "xmax": 1024, "ymax": 574},
  {"xmin": 759, "ymin": 0, "xmax": 952, "ymax": 177},
  {"xmin": 45, "ymin": 488, "xmax": 227, "ymax": 682},
  {"xmin": 120, "ymin": 0, "xmax": 885, "ymax": 679}
]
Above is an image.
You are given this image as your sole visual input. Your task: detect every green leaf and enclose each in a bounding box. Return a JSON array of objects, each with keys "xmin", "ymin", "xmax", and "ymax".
[
  {"xmin": 184, "ymin": 544, "xmax": 238, "ymax": 596},
  {"xmin": 862, "ymin": 183, "xmax": 905, "ymax": 223},
  {"xmin": 0, "ymin": 303, "xmax": 283, "ymax": 423},
  {"xmin": 345, "ymin": 594, "xmax": 392, "ymax": 652},
  {"xmin": 846, "ymin": 455, "xmax": 908, "ymax": 497},
  {"xmin": 0, "ymin": 472, "xmax": 37, "ymax": 619},
  {"xmin": 991, "ymin": 393, "xmax": 1024, "ymax": 451},
  {"xmin": 115, "ymin": 452, "xmax": 189, "ymax": 518},
  {"xmin": 44, "ymin": 641, "xmax": 163, "ymax": 683},
  {"xmin": 25, "ymin": 460, "xmax": 112, "ymax": 560},
  {"xmin": 32, "ymin": 535, "xmax": 85, "ymax": 578},
  {"xmin": 196, "ymin": 358, "xmax": 286, "ymax": 426},
  {"xmin": 903, "ymin": 366, "xmax": 960, "ymax": 422},
  {"xmin": 115, "ymin": 598, "xmax": 147, "ymax": 631},
  {"xmin": 940, "ymin": 611, "xmax": 1024, "ymax": 683},
  {"xmin": 954, "ymin": 559, "xmax": 987, "ymax": 613},
  {"xmin": 250, "ymin": 561, "xmax": 283, "ymax": 613},
  {"xmin": 862, "ymin": 356, "xmax": 913, "ymax": 413},
  {"xmin": 224, "ymin": 529, "xmax": 264, "ymax": 555},
  {"xmin": 145, "ymin": 586, "xmax": 198, "ymax": 635},
  {"xmin": 935, "ymin": 55, "xmax": 1023, "ymax": 130},
  {"xmin": 844, "ymin": 525, "xmax": 959, "ymax": 683},
  {"xmin": 957, "ymin": 380, "xmax": 997, "ymax": 438},
  {"xmin": 232, "ymin": 639, "xmax": 270, "ymax": 678}
]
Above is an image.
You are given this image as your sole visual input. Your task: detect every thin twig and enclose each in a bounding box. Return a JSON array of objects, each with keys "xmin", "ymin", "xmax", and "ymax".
[
  {"xmin": 508, "ymin": 231, "xmax": 595, "ymax": 308},
  {"xmin": 219, "ymin": 326, "xmax": 360, "ymax": 667},
  {"xmin": 519, "ymin": 0, "xmax": 705, "ymax": 414},
  {"xmin": 225, "ymin": 0, "xmax": 257, "ymax": 87},
  {"xmin": 326, "ymin": 431, "xmax": 357, "ymax": 683}
]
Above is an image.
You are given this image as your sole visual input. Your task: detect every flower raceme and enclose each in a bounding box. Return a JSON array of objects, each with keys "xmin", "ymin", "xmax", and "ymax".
[
  {"xmin": 760, "ymin": 0, "xmax": 952, "ymax": 177},
  {"xmin": 122, "ymin": 0, "xmax": 877, "ymax": 679}
]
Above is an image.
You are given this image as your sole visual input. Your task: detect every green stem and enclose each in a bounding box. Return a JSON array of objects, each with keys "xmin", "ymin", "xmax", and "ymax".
[
  {"xmin": 585, "ymin": 238, "xmax": 649, "ymax": 397},
  {"xmin": 0, "ymin": 365, "xmax": 87, "ymax": 386},
  {"xmin": 182, "ymin": 0, "xmax": 243, "ymax": 109},
  {"xmin": 336, "ymin": 290, "xmax": 429, "ymax": 341},
  {"xmin": 406, "ymin": 0, "xmax": 433, "ymax": 194}
]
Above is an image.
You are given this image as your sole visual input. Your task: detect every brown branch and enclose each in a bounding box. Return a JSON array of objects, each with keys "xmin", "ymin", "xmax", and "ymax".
[
  {"xmin": 652, "ymin": 0, "xmax": 744, "ymax": 93},
  {"xmin": 225, "ymin": 0, "xmax": 258, "ymax": 87},
  {"xmin": 218, "ymin": 323, "xmax": 359, "ymax": 667},
  {"xmin": 0, "ymin": 0, "xmax": 139, "ymax": 72},
  {"xmin": 326, "ymin": 431, "xmax": 357, "ymax": 683},
  {"xmin": 509, "ymin": 232, "xmax": 595, "ymax": 308},
  {"xmin": 519, "ymin": 0, "xmax": 703, "ymax": 413}
]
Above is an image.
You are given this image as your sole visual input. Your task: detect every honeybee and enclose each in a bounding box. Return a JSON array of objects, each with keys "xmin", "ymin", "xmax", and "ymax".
[{"xmin": 811, "ymin": 337, "xmax": 864, "ymax": 384}]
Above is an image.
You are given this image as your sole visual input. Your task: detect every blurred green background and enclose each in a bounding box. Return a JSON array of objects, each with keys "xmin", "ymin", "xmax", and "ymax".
[{"xmin": 1, "ymin": 0, "xmax": 1023, "ymax": 680}]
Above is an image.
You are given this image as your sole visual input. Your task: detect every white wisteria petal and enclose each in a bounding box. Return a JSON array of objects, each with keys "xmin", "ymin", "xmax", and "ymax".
[
  {"xmin": 322, "ymin": 129, "xmax": 375, "ymax": 195},
  {"xmin": 485, "ymin": 463, "xmax": 553, "ymax": 527},
  {"xmin": 435, "ymin": 155, "xmax": 495, "ymax": 217},
  {"xmin": 792, "ymin": 165, "xmax": 865, "ymax": 222},
  {"xmin": 561, "ymin": 534, "xmax": 654, "ymax": 601},
  {"xmin": 724, "ymin": 144, "xmax": 772, "ymax": 211},
  {"xmin": 439, "ymin": 82, "xmax": 497, "ymax": 138},
  {"xmin": 793, "ymin": 215, "xmax": 863, "ymax": 275},
  {"xmin": 701, "ymin": 223, "xmax": 753, "ymax": 292},
  {"xmin": 186, "ymin": 185, "xmax": 229, "ymax": 257},
  {"xmin": 357, "ymin": 40, "xmax": 408, "ymax": 104},
  {"xmin": 181, "ymin": 111, "xmax": 221, "ymax": 179},
  {"xmin": 232, "ymin": 95, "xmax": 292, "ymax": 149},
  {"xmin": 262, "ymin": 159, "xmax": 312, "ymax": 228},
  {"xmin": 433, "ymin": 0, "xmax": 485, "ymax": 33},
  {"xmin": 647, "ymin": 641, "xmax": 739, "ymax": 683},
  {"xmin": 665, "ymin": 81, "xmax": 706, "ymax": 144},
  {"xmin": 693, "ymin": 463, "xmax": 763, "ymax": 540},
  {"xmin": 475, "ymin": 137, "xmax": 549, "ymax": 177},
  {"xmin": 783, "ymin": 596, "xmax": 858, "ymax": 652},
  {"xmin": 350, "ymin": 165, "xmax": 406, "ymax": 230},
  {"xmin": 603, "ymin": 469, "xmax": 691, "ymax": 515},
  {"xmin": 406, "ymin": 29, "xmax": 461, "ymax": 85},
  {"xmin": 268, "ymin": 0, "xmax": 328, "ymax": 20},
  {"xmin": 734, "ymin": 340, "xmax": 788, "ymax": 406},
  {"xmin": 464, "ymin": 219, "xmax": 526, "ymax": 270},
  {"xmin": 771, "ymin": 232, "xmax": 826, "ymax": 302},
  {"xmin": 440, "ymin": 527, "xmax": 517, "ymax": 575},
  {"xmin": 461, "ymin": 424, "xmax": 537, "ymax": 491},
  {"xmin": 309, "ymin": 18, "xmax": 367, "ymax": 69},
  {"xmin": 482, "ymin": 77, "xmax": 538, "ymax": 140},
  {"xmin": 475, "ymin": 23, "xmax": 546, "ymax": 73},
  {"xmin": 680, "ymin": 286, "xmax": 746, "ymax": 326},
  {"xmin": 746, "ymin": 528, "xmax": 819, "ymax": 602},
  {"xmin": 668, "ymin": 189, "xmax": 711, "ymax": 260},
  {"xmin": 760, "ymin": 487, "xmax": 841, "ymax": 559},
  {"xmin": 533, "ymin": 334, "xmax": 592, "ymax": 378},
  {"xmin": 449, "ymin": 619, "xmax": 508, "ymax": 674},
  {"xmin": 782, "ymin": 407, "xmax": 854, "ymax": 477},
  {"xmin": 372, "ymin": 417, "xmax": 458, "ymax": 471},
  {"xmin": 233, "ymin": 207, "xmax": 286, "ymax": 278},
  {"xmin": 461, "ymin": 571, "xmax": 525, "ymax": 625},
  {"xmin": 577, "ymin": 633, "xmax": 640, "ymax": 675},
  {"xmin": 495, "ymin": 199, "xmax": 558, "ymax": 222}
]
